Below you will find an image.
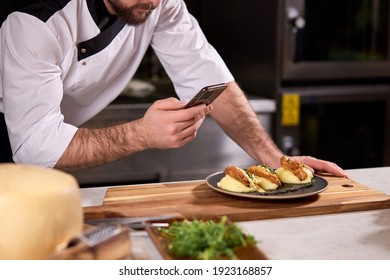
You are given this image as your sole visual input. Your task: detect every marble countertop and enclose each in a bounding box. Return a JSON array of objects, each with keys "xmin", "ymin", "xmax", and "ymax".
[{"xmin": 80, "ymin": 166, "xmax": 390, "ymax": 260}]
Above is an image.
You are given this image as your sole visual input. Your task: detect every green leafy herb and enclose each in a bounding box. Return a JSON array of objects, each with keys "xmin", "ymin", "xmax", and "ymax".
[{"xmin": 159, "ymin": 216, "xmax": 256, "ymax": 260}]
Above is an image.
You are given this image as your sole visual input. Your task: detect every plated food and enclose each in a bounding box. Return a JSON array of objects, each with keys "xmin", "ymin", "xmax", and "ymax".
[
  {"xmin": 247, "ymin": 164, "xmax": 282, "ymax": 190},
  {"xmin": 218, "ymin": 156, "xmax": 314, "ymax": 193},
  {"xmin": 209, "ymin": 156, "xmax": 328, "ymax": 200},
  {"xmin": 277, "ymin": 155, "xmax": 313, "ymax": 184},
  {"xmin": 218, "ymin": 166, "xmax": 264, "ymax": 193}
]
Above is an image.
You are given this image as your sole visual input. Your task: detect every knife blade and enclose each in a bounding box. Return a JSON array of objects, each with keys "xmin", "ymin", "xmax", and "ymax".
[
  {"xmin": 85, "ymin": 213, "xmax": 183, "ymax": 229},
  {"xmin": 80, "ymin": 187, "xmax": 108, "ymax": 207}
]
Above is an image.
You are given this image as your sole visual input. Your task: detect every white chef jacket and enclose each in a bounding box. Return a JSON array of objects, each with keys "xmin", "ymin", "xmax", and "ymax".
[{"xmin": 0, "ymin": 0, "xmax": 234, "ymax": 167}]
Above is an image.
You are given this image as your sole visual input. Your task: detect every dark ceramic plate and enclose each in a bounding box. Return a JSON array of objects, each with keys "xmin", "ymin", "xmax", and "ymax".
[{"xmin": 206, "ymin": 172, "xmax": 328, "ymax": 200}]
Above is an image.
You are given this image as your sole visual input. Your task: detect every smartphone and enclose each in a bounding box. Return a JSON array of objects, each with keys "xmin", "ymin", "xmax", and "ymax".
[{"xmin": 184, "ymin": 83, "xmax": 227, "ymax": 109}]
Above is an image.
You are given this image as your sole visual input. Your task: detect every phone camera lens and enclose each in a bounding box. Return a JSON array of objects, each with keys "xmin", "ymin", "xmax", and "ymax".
[{"xmin": 201, "ymin": 91, "xmax": 212, "ymax": 99}]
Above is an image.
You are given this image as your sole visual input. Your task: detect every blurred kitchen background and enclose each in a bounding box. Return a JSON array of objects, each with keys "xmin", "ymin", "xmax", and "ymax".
[{"xmin": 71, "ymin": 0, "xmax": 390, "ymax": 187}]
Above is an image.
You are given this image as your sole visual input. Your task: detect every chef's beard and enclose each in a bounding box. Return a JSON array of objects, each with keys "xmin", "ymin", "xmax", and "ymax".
[{"xmin": 106, "ymin": 0, "xmax": 156, "ymax": 26}]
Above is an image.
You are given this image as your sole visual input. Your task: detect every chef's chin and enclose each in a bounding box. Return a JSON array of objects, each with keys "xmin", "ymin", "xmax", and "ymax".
[
  {"xmin": 108, "ymin": 1, "xmax": 155, "ymax": 26},
  {"xmin": 119, "ymin": 11, "xmax": 152, "ymax": 26}
]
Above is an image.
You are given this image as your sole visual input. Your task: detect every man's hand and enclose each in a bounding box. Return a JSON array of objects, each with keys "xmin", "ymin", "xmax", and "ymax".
[
  {"xmin": 55, "ymin": 97, "xmax": 212, "ymax": 171},
  {"xmin": 137, "ymin": 97, "xmax": 212, "ymax": 149},
  {"xmin": 292, "ymin": 156, "xmax": 349, "ymax": 178}
]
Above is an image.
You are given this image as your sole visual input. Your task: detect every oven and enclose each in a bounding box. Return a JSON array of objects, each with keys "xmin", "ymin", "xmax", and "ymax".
[
  {"xmin": 283, "ymin": 0, "xmax": 390, "ymax": 83},
  {"xmin": 278, "ymin": 0, "xmax": 390, "ymax": 167},
  {"xmin": 185, "ymin": 0, "xmax": 390, "ymax": 168}
]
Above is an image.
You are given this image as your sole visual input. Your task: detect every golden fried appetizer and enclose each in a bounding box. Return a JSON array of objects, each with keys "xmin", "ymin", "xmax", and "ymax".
[
  {"xmin": 217, "ymin": 166, "xmax": 263, "ymax": 193},
  {"xmin": 247, "ymin": 165, "xmax": 281, "ymax": 190},
  {"xmin": 276, "ymin": 156, "xmax": 313, "ymax": 184}
]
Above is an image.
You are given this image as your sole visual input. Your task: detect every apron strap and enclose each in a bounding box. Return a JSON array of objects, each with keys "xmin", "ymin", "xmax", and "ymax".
[{"xmin": 0, "ymin": 113, "xmax": 14, "ymax": 162}]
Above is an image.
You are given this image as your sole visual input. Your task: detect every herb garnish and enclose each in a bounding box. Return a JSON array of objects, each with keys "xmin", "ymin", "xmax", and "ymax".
[{"xmin": 159, "ymin": 216, "xmax": 256, "ymax": 260}]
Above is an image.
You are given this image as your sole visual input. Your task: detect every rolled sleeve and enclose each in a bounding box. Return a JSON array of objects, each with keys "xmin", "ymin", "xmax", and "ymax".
[{"xmin": 13, "ymin": 121, "xmax": 78, "ymax": 168}]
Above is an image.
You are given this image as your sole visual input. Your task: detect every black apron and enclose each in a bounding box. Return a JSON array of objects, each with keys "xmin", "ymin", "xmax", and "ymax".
[{"xmin": 0, "ymin": 113, "xmax": 14, "ymax": 162}]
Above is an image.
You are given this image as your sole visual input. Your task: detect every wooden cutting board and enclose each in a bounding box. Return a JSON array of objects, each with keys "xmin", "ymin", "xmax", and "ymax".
[{"xmin": 84, "ymin": 174, "xmax": 390, "ymax": 222}]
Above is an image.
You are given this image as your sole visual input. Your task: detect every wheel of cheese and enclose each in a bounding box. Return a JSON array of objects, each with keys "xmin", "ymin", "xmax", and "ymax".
[{"xmin": 0, "ymin": 164, "xmax": 83, "ymax": 259}]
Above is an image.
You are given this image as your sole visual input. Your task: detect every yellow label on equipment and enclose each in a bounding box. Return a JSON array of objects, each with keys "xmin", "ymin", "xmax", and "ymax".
[{"xmin": 281, "ymin": 94, "xmax": 300, "ymax": 126}]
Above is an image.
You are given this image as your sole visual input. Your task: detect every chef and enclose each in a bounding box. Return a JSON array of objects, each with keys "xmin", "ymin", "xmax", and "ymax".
[{"xmin": 0, "ymin": 0, "xmax": 348, "ymax": 177}]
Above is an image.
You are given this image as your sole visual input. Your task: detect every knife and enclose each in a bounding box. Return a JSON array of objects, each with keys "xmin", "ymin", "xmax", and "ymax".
[{"xmin": 85, "ymin": 213, "xmax": 183, "ymax": 230}]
